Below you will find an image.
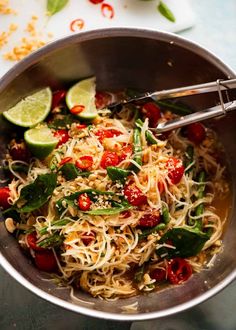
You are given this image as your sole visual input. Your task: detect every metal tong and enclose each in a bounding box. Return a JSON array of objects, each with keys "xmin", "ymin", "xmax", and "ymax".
[{"xmin": 111, "ymin": 78, "xmax": 236, "ymax": 133}]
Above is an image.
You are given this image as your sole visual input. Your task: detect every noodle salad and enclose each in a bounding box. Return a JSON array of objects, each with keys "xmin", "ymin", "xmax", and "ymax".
[{"xmin": 0, "ymin": 78, "xmax": 229, "ymax": 300}]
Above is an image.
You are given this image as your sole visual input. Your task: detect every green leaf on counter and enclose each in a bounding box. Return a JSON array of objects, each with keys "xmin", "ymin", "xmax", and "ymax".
[
  {"xmin": 47, "ymin": 0, "xmax": 69, "ymax": 16},
  {"xmin": 157, "ymin": 1, "xmax": 176, "ymax": 23}
]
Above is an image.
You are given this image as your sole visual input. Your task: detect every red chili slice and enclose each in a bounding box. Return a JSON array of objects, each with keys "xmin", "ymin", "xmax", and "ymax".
[
  {"xmin": 70, "ymin": 105, "xmax": 85, "ymax": 115},
  {"xmin": 76, "ymin": 155, "xmax": 93, "ymax": 170},
  {"xmin": 0, "ymin": 187, "xmax": 10, "ymax": 210},
  {"xmin": 167, "ymin": 258, "xmax": 192, "ymax": 285},
  {"xmin": 150, "ymin": 268, "xmax": 166, "ymax": 282},
  {"xmin": 100, "ymin": 151, "xmax": 120, "ymax": 169},
  {"xmin": 59, "ymin": 157, "xmax": 73, "ymax": 166},
  {"xmin": 101, "ymin": 3, "xmax": 114, "ymax": 19},
  {"xmin": 70, "ymin": 18, "xmax": 84, "ymax": 32},
  {"xmin": 81, "ymin": 231, "xmax": 95, "ymax": 246},
  {"xmin": 119, "ymin": 145, "xmax": 133, "ymax": 162},
  {"xmin": 27, "ymin": 232, "xmax": 45, "ymax": 251},
  {"xmin": 166, "ymin": 157, "xmax": 185, "ymax": 185},
  {"xmin": 124, "ymin": 184, "xmax": 147, "ymax": 206},
  {"xmin": 52, "ymin": 90, "xmax": 66, "ymax": 109},
  {"xmin": 53, "ymin": 129, "xmax": 69, "ymax": 147},
  {"xmin": 34, "ymin": 250, "xmax": 58, "ymax": 272},
  {"xmin": 186, "ymin": 122, "xmax": 206, "ymax": 144},
  {"xmin": 139, "ymin": 213, "xmax": 161, "ymax": 228},
  {"xmin": 157, "ymin": 181, "xmax": 165, "ymax": 194},
  {"xmin": 95, "ymin": 129, "xmax": 122, "ymax": 142},
  {"xmin": 89, "ymin": 0, "xmax": 104, "ymax": 4},
  {"xmin": 76, "ymin": 124, "xmax": 87, "ymax": 129},
  {"xmin": 78, "ymin": 193, "xmax": 91, "ymax": 211},
  {"xmin": 95, "ymin": 91, "xmax": 112, "ymax": 109},
  {"xmin": 141, "ymin": 102, "xmax": 161, "ymax": 128}
]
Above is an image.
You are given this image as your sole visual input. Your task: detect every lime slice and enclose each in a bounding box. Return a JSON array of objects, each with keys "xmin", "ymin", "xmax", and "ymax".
[
  {"xmin": 66, "ymin": 77, "xmax": 98, "ymax": 120},
  {"xmin": 3, "ymin": 88, "xmax": 52, "ymax": 127},
  {"xmin": 24, "ymin": 125, "xmax": 58, "ymax": 159}
]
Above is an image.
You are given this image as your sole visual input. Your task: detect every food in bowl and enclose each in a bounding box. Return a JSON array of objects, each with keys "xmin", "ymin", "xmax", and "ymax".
[{"xmin": 0, "ymin": 77, "xmax": 230, "ymax": 300}]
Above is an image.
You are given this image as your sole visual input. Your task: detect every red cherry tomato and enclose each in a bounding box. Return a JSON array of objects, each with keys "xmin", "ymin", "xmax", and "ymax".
[
  {"xmin": 89, "ymin": 0, "xmax": 104, "ymax": 4},
  {"xmin": 34, "ymin": 250, "xmax": 58, "ymax": 272},
  {"xmin": 9, "ymin": 141, "xmax": 30, "ymax": 162},
  {"xmin": 119, "ymin": 145, "xmax": 133, "ymax": 162},
  {"xmin": 150, "ymin": 268, "xmax": 166, "ymax": 282},
  {"xmin": 141, "ymin": 102, "xmax": 161, "ymax": 128},
  {"xmin": 95, "ymin": 91, "xmax": 112, "ymax": 109},
  {"xmin": 139, "ymin": 213, "xmax": 161, "ymax": 228},
  {"xmin": 76, "ymin": 155, "xmax": 93, "ymax": 170},
  {"xmin": 70, "ymin": 18, "xmax": 84, "ymax": 32},
  {"xmin": 53, "ymin": 129, "xmax": 69, "ymax": 147},
  {"xmin": 27, "ymin": 232, "xmax": 45, "ymax": 251},
  {"xmin": 78, "ymin": 193, "xmax": 91, "ymax": 211},
  {"xmin": 81, "ymin": 231, "xmax": 95, "ymax": 246},
  {"xmin": 95, "ymin": 129, "xmax": 122, "ymax": 142},
  {"xmin": 186, "ymin": 123, "xmax": 206, "ymax": 144},
  {"xmin": 59, "ymin": 157, "xmax": 73, "ymax": 166},
  {"xmin": 124, "ymin": 184, "xmax": 147, "ymax": 206},
  {"xmin": 167, "ymin": 258, "xmax": 192, "ymax": 285},
  {"xmin": 70, "ymin": 105, "xmax": 85, "ymax": 115},
  {"xmin": 100, "ymin": 151, "xmax": 120, "ymax": 169},
  {"xmin": 52, "ymin": 90, "xmax": 66, "ymax": 109},
  {"xmin": 0, "ymin": 187, "xmax": 10, "ymax": 209},
  {"xmin": 166, "ymin": 157, "xmax": 185, "ymax": 185}
]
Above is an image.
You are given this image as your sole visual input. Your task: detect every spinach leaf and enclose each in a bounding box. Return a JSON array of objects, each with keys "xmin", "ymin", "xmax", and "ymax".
[
  {"xmin": 157, "ymin": 1, "xmax": 176, "ymax": 23},
  {"xmin": 47, "ymin": 0, "xmax": 69, "ymax": 16},
  {"xmin": 60, "ymin": 163, "xmax": 79, "ymax": 180},
  {"xmin": 16, "ymin": 173, "xmax": 57, "ymax": 213},
  {"xmin": 157, "ymin": 227, "xmax": 209, "ymax": 258}
]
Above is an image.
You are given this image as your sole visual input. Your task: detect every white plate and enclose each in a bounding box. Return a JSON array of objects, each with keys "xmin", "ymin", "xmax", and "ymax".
[{"xmin": 0, "ymin": 0, "xmax": 195, "ymax": 77}]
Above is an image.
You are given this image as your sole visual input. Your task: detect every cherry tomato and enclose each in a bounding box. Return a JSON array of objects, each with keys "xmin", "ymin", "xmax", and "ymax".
[
  {"xmin": 52, "ymin": 90, "xmax": 66, "ymax": 109},
  {"xmin": 166, "ymin": 157, "xmax": 184, "ymax": 185},
  {"xmin": 124, "ymin": 184, "xmax": 147, "ymax": 206},
  {"xmin": 100, "ymin": 151, "xmax": 120, "ymax": 169},
  {"xmin": 95, "ymin": 91, "xmax": 112, "ymax": 109},
  {"xmin": 76, "ymin": 124, "xmax": 87, "ymax": 129},
  {"xmin": 139, "ymin": 213, "xmax": 161, "ymax": 228},
  {"xmin": 26, "ymin": 232, "xmax": 45, "ymax": 251},
  {"xmin": 34, "ymin": 250, "xmax": 58, "ymax": 272},
  {"xmin": 70, "ymin": 105, "xmax": 85, "ymax": 115},
  {"xmin": 167, "ymin": 258, "xmax": 192, "ymax": 284},
  {"xmin": 70, "ymin": 18, "xmax": 84, "ymax": 32},
  {"xmin": 89, "ymin": 0, "xmax": 104, "ymax": 4},
  {"xmin": 101, "ymin": 3, "xmax": 114, "ymax": 19},
  {"xmin": 119, "ymin": 145, "xmax": 133, "ymax": 162},
  {"xmin": 78, "ymin": 193, "xmax": 91, "ymax": 211},
  {"xmin": 81, "ymin": 231, "xmax": 95, "ymax": 246},
  {"xmin": 59, "ymin": 157, "xmax": 73, "ymax": 166},
  {"xmin": 9, "ymin": 141, "xmax": 30, "ymax": 162},
  {"xmin": 186, "ymin": 122, "xmax": 206, "ymax": 144},
  {"xmin": 150, "ymin": 268, "xmax": 166, "ymax": 282},
  {"xmin": 76, "ymin": 155, "xmax": 93, "ymax": 170},
  {"xmin": 53, "ymin": 129, "xmax": 69, "ymax": 147},
  {"xmin": 95, "ymin": 129, "xmax": 122, "ymax": 142},
  {"xmin": 141, "ymin": 102, "xmax": 161, "ymax": 128},
  {"xmin": 0, "ymin": 187, "xmax": 10, "ymax": 209}
]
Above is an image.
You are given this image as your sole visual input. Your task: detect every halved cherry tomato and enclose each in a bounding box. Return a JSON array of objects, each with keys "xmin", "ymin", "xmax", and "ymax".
[
  {"xmin": 101, "ymin": 3, "xmax": 114, "ymax": 19},
  {"xmin": 141, "ymin": 102, "xmax": 161, "ymax": 128},
  {"xmin": 100, "ymin": 151, "xmax": 119, "ymax": 169},
  {"xmin": 167, "ymin": 258, "xmax": 192, "ymax": 284},
  {"xmin": 186, "ymin": 122, "xmax": 206, "ymax": 144},
  {"xmin": 53, "ymin": 129, "xmax": 69, "ymax": 147},
  {"xmin": 76, "ymin": 124, "xmax": 87, "ymax": 129},
  {"xmin": 89, "ymin": 0, "xmax": 104, "ymax": 4},
  {"xmin": 52, "ymin": 90, "xmax": 66, "ymax": 109},
  {"xmin": 27, "ymin": 232, "xmax": 45, "ymax": 251},
  {"xmin": 166, "ymin": 157, "xmax": 184, "ymax": 185},
  {"xmin": 119, "ymin": 145, "xmax": 133, "ymax": 162},
  {"xmin": 95, "ymin": 129, "xmax": 122, "ymax": 142},
  {"xmin": 70, "ymin": 18, "xmax": 84, "ymax": 32},
  {"xmin": 59, "ymin": 157, "xmax": 73, "ymax": 166},
  {"xmin": 124, "ymin": 184, "xmax": 147, "ymax": 206},
  {"xmin": 0, "ymin": 187, "xmax": 10, "ymax": 209},
  {"xmin": 34, "ymin": 250, "xmax": 58, "ymax": 272},
  {"xmin": 78, "ymin": 193, "xmax": 91, "ymax": 211},
  {"xmin": 76, "ymin": 155, "xmax": 93, "ymax": 170},
  {"xmin": 70, "ymin": 105, "xmax": 85, "ymax": 115},
  {"xmin": 81, "ymin": 231, "xmax": 95, "ymax": 246},
  {"xmin": 139, "ymin": 213, "xmax": 161, "ymax": 228},
  {"xmin": 95, "ymin": 91, "xmax": 112, "ymax": 109},
  {"xmin": 150, "ymin": 268, "xmax": 166, "ymax": 282},
  {"xmin": 9, "ymin": 141, "xmax": 30, "ymax": 162}
]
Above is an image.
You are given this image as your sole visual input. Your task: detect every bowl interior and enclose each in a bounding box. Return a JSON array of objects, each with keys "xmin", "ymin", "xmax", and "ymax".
[{"xmin": 0, "ymin": 29, "xmax": 235, "ymax": 320}]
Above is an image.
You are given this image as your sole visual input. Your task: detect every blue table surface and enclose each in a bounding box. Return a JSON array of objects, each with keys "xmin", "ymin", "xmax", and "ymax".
[{"xmin": 1, "ymin": 1, "xmax": 236, "ymax": 329}]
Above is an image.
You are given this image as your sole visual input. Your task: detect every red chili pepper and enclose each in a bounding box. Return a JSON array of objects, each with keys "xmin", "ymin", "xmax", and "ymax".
[
  {"xmin": 0, "ymin": 187, "xmax": 10, "ymax": 210},
  {"xmin": 76, "ymin": 124, "xmax": 87, "ymax": 129},
  {"xmin": 34, "ymin": 250, "xmax": 58, "ymax": 272},
  {"xmin": 150, "ymin": 268, "xmax": 166, "ymax": 282},
  {"xmin": 89, "ymin": 0, "xmax": 104, "ymax": 4},
  {"xmin": 27, "ymin": 232, "xmax": 45, "ymax": 251},
  {"xmin": 70, "ymin": 18, "xmax": 85, "ymax": 32},
  {"xmin": 59, "ymin": 157, "xmax": 73, "ymax": 166},
  {"xmin": 124, "ymin": 184, "xmax": 147, "ymax": 206},
  {"xmin": 81, "ymin": 231, "xmax": 95, "ymax": 246},
  {"xmin": 95, "ymin": 91, "xmax": 112, "ymax": 109},
  {"xmin": 120, "ymin": 210, "xmax": 131, "ymax": 218},
  {"xmin": 53, "ymin": 129, "xmax": 69, "ymax": 147},
  {"xmin": 139, "ymin": 213, "xmax": 161, "ymax": 228},
  {"xmin": 100, "ymin": 151, "xmax": 120, "ymax": 169},
  {"xmin": 166, "ymin": 157, "xmax": 184, "ymax": 185},
  {"xmin": 186, "ymin": 122, "xmax": 206, "ymax": 144},
  {"xmin": 52, "ymin": 90, "xmax": 66, "ymax": 109},
  {"xmin": 141, "ymin": 102, "xmax": 161, "ymax": 128},
  {"xmin": 157, "ymin": 181, "xmax": 165, "ymax": 194},
  {"xmin": 167, "ymin": 258, "xmax": 192, "ymax": 285},
  {"xmin": 95, "ymin": 129, "xmax": 122, "ymax": 142},
  {"xmin": 70, "ymin": 105, "xmax": 85, "ymax": 115},
  {"xmin": 101, "ymin": 3, "xmax": 114, "ymax": 19},
  {"xmin": 119, "ymin": 145, "xmax": 133, "ymax": 162},
  {"xmin": 78, "ymin": 193, "xmax": 91, "ymax": 211},
  {"xmin": 9, "ymin": 141, "xmax": 30, "ymax": 162},
  {"xmin": 76, "ymin": 155, "xmax": 93, "ymax": 170}
]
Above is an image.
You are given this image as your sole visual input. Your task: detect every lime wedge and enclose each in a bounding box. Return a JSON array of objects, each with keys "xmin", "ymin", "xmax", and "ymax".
[
  {"xmin": 66, "ymin": 77, "xmax": 98, "ymax": 120},
  {"xmin": 24, "ymin": 125, "xmax": 58, "ymax": 159},
  {"xmin": 3, "ymin": 88, "xmax": 52, "ymax": 127}
]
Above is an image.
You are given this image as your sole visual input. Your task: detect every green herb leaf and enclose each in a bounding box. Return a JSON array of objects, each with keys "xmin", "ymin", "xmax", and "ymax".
[
  {"xmin": 1, "ymin": 164, "xmax": 29, "ymax": 174},
  {"xmin": 134, "ymin": 264, "xmax": 145, "ymax": 283},
  {"xmin": 107, "ymin": 167, "xmax": 130, "ymax": 184},
  {"xmin": 38, "ymin": 233, "xmax": 64, "ymax": 248},
  {"xmin": 157, "ymin": 1, "xmax": 176, "ymax": 23},
  {"xmin": 60, "ymin": 163, "xmax": 79, "ymax": 180},
  {"xmin": 47, "ymin": 0, "xmax": 69, "ymax": 16},
  {"xmin": 40, "ymin": 218, "xmax": 71, "ymax": 235},
  {"xmin": 139, "ymin": 223, "xmax": 166, "ymax": 240},
  {"xmin": 85, "ymin": 200, "xmax": 131, "ymax": 215}
]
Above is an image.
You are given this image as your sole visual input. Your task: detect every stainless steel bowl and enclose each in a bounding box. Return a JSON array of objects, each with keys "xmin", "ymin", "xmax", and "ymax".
[{"xmin": 0, "ymin": 28, "xmax": 235, "ymax": 321}]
